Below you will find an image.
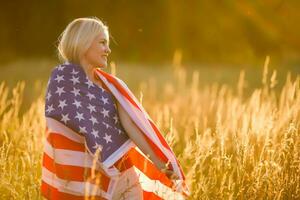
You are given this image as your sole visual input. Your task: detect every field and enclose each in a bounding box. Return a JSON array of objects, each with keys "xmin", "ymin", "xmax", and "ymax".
[{"xmin": 0, "ymin": 58, "xmax": 299, "ymax": 199}]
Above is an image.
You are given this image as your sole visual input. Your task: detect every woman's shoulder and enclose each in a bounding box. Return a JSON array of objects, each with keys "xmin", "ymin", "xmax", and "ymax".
[
  {"xmin": 46, "ymin": 63, "xmax": 74, "ymax": 91},
  {"xmin": 95, "ymin": 68, "xmax": 130, "ymax": 91},
  {"xmin": 49, "ymin": 63, "xmax": 67, "ymax": 77},
  {"xmin": 48, "ymin": 62, "xmax": 84, "ymax": 83}
]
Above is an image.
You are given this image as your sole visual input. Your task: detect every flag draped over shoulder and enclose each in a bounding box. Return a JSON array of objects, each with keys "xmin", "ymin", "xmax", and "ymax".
[
  {"xmin": 41, "ymin": 62, "xmax": 190, "ymax": 200},
  {"xmin": 94, "ymin": 68, "xmax": 190, "ymax": 196}
]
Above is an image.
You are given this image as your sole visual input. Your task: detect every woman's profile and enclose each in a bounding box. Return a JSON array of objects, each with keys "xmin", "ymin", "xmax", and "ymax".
[{"xmin": 41, "ymin": 17, "xmax": 189, "ymax": 200}]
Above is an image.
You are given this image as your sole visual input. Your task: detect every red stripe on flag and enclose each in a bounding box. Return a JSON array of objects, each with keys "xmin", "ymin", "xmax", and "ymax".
[
  {"xmin": 132, "ymin": 119, "xmax": 169, "ymax": 164},
  {"xmin": 114, "ymin": 147, "xmax": 174, "ymax": 188},
  {"xmin": 149, "ymin": 119, "xmax": 172, "ymax": 151},
  {"xmin": 47, "ymin": 132, "xmax": 85, "ymax": 152},
  {"xmin": 95, "ymin": 69, "xmax": 140, "ymax": 110},
  {"xmin": 41, "ymin": 181, "xmax": 105, "ymax": 200},
  {"xmin": 144, "ymin": 133, "xmax": 169, "ymax": 163},
  {"xmin": 143, "ymin": 191, "xmax": 163, "ymax": 200},
  {"xmin": 42, "ymin": 152, "xmax": 110, "ymax": 191},
  {"xmin": 148, "ymin": 119, "xmax": 187, "ymax": 178}
]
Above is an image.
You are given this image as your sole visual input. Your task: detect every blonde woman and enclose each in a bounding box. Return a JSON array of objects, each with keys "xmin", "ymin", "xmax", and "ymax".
[{"xmin": 41, "ymin": 17, "xmax": 189, "ymax": 200}]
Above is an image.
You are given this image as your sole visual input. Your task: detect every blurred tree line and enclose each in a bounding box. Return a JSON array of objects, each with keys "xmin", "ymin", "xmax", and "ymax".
[{"xmin": 1, "ymin": 0, "xmax": 300, "ymax": 66}]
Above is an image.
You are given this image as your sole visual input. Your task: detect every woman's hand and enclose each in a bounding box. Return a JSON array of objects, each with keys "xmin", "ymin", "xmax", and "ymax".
[
  {"xmin": 161, "ymin": 168, "xmax": 180, "ymax": 180},
  {"xmin": 155, "ymin": 160, "xmax": 180, "ymax": 180}
]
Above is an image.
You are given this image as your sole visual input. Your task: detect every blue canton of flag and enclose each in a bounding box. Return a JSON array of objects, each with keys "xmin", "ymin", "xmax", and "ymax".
[{"xmin": 45, "ymin": 63, "xmax": 130, "ymax": 162}]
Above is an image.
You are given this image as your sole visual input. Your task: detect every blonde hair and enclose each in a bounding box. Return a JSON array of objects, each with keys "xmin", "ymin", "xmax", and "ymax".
[{"xmin": 57, "ymin": 17, "xmax": 109, "ymax": 64}]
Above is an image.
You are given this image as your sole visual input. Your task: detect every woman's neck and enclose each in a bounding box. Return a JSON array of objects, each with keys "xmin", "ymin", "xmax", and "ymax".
[
  {"xmin": 79, "ymin": 59, "xmax": 103, "ymax": 87},
  {"xmin": 79, "ymin": 59, "xmax": 95, "ymax": 81}
]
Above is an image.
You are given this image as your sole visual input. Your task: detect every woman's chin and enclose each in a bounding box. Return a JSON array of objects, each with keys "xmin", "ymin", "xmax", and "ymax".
[{"xmin": 97, "ymin": 62, "xmax": 107, "ymax": 68}]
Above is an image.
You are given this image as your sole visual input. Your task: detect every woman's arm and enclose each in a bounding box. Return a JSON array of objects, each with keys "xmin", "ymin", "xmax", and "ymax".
[
  {"xmin": 116, "ymin": 101, "xmax": 179, "ymax": 179},
  {"xmin": 116, "ymin": 101, "xmax": 165, "ymax": 169}
]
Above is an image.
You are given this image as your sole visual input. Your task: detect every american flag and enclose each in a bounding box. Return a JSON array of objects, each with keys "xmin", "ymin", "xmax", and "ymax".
[{"xmin": 41, "ymin": 62, "xmax": 190, "ymax": 199}]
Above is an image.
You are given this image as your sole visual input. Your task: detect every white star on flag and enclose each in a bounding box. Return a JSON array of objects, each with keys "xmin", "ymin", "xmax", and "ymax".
[
  {"xmin": 100, "ymin": 87, "xmax": 106, "ymax": 93},
  {"xmin": 55, "ymin": 86, "xmax": 65, "ymax": 96},
  {"xmin": 92, "ymin": 143, "xmax": 103, "ymax": 151},
  {"xmin": 113, "ymin": 114, "xmax": 118, "ymax": 124},
  {"xmin": 103, "ymin": 133, "xmax": 112, "ymax": 144},
  {"xmin": 87, "ymin": 92, "xmax": 96, "ymax": 100},
  {"xmin": 102, "ymin": 122, "xmax": 111, "ymax": 129},
  {"xmin": 46, "ymin": 78, "xmax": 50, "ymax": 87},
  {"xmin": 85, "ymin": 79, "xmax": 94, "ymax": 89},
  {"xmin": 58, "ymin": 99, "xmax": 67, "ymax": 110},
  {"xmin": 72, "ymin": 99, "xmax": 82, "ymax": 108},
  {"xmin": 91, "ymin": 129, "xmax": 99, "ymax": 138},
  {"xmin": 70, "ymin": 76, "xmax": 80, "ymax": 85},
  {"xmin": 54, "ymin": 74, "xmax": 64, "ymax": 83},
  {"xmin": 71, "ymin": 87, "xmax": 80, "ymax": 96},
  {"xmin": 61, "ymin": 113, "xmax": 70, "ymax": 124},
  {"xmin": 57, "ymin": 65, "xmax": 65, "ymax": 71},
  {"xmin": 46, "ymin": 92, "xmax": 52, "ymax": 101},
  {"xmin": 46, "ymin": 104, "xmax": 54, "ymax": 113},
  {"xmin": 75, "ymin": 112, "xmax": 85, "ymax": 121},
  {"xmin": 87, "ymin": 104, "xmax": 96, "ymax": 113},
  {"xmin": 79, "ymin": 126, "xmax": 87, "ymax": 134},
  {"xmin": 101, "ymin": 108, "xmax": 109, "ymax": 118},
  {"xmin": 113, "ymin": 127, "xmax": 122, "ymax": 135},
  {"xmin": 101, "ymin": 96, "xmax": 109, "ymax": 105},
  {"xmin": 71, "ymin": 69, "xmax": 79, "ymax": 75},
  {"xmin": 89, "ymin": 116, "xmax": 98, "ymax": 125},
  {"xmin": 118, "ymin": 129, "xmax": 122, "ymax": 135}
]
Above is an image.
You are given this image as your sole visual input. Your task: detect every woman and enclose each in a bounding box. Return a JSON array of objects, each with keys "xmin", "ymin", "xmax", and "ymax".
[{"xmin": 41, "ymin": 17, "xmax": 189, "ymax": 200}]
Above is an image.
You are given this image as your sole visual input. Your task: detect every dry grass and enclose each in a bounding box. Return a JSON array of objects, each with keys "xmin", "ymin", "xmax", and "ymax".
[{"xmin": 0, "ymin": 56, "xmax": 299, "ymax": 199}]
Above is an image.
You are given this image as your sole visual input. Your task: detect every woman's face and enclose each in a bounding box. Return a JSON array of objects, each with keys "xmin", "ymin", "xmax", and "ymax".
[{"xmin": 83, "ymin": 30, "xmax": 111, "ymax": 68}]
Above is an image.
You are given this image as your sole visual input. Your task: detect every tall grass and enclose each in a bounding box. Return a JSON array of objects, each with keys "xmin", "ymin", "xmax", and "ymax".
[
  {"xmin": 0, "ymin": 81, "xmax": 45, "ymax": 199},
  {"xmin": 0, "ymin": 57, "xmax": 299, "ymax": 199}
]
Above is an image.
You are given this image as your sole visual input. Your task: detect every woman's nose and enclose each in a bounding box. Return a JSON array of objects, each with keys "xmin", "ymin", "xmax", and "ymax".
[{"xmin": 106, "ymin": 46, "xmax": 111, "ymax": 54}]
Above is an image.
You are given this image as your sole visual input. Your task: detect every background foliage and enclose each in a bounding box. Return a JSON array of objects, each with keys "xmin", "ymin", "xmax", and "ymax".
[{"xmin": 1, "ymin": 1, "xmax": 300, "ymax": 65}]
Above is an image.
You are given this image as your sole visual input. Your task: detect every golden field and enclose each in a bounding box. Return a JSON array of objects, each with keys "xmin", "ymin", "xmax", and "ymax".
[{"xmin": 0, "ymin": 57, "xmax": 299, "ymax": 199}]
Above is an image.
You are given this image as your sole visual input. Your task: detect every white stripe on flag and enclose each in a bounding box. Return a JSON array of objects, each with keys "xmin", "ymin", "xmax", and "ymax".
[
  {"xmin": 101, "ymin": 139, "xmax": 136, "ymax": 168},
  {"xmin": 46, "ymin": 117, "xmax": 85, "ymax": 143},
  {"xmin": 134, "ymin": 166, "xmax": 186, "ymax": 200},
  {"xmin": 42, "ymin": 167, "xmax": 111, "ymax": 199},
  {"xmin": 112, "ymin": 165, "xmax": 186, "ymax": 200},
  {"xmin": 117, "ymin": 77, "xmax": 153, "ymax": 122},
  {"xmin": 44, "ymin": 140, "xmax": 100, "ymax": 169}
]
